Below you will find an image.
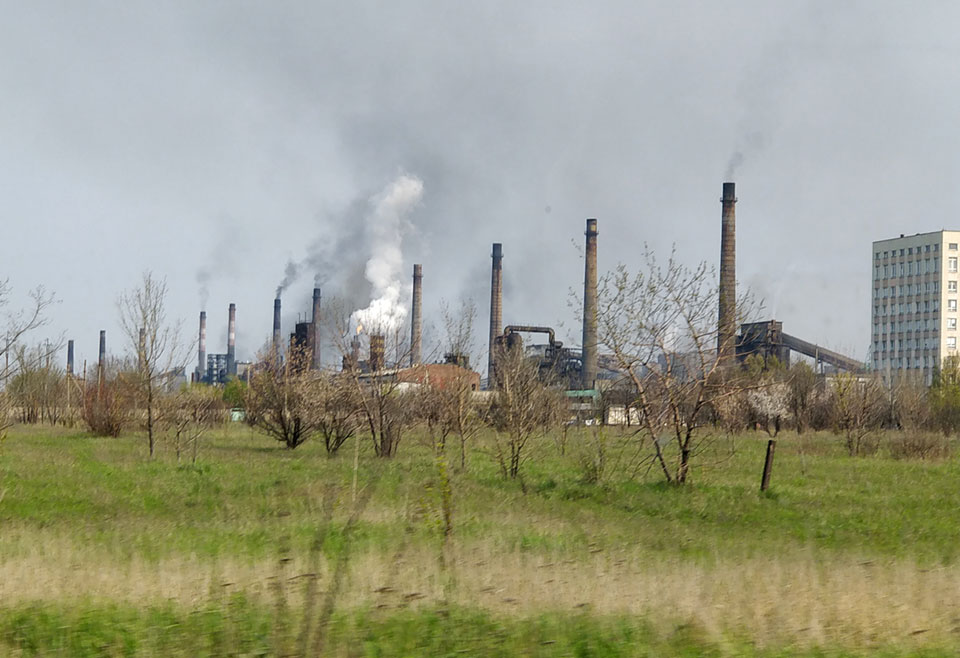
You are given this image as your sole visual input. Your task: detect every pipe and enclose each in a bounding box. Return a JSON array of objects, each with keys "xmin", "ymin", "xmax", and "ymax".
[
  {"xmin": 273, "ymin": 297, "xmax": 282, "ymax": 359},
  {"xmin": 66, "ymin": 339, "xmax": 74, "ymax": 375},
  {"xmin": 410, "ymin": 264, "xmax": 422, "ymax": 367},
  {"xmin": 581, "ymin": 218, "xmax": 599, "ymax": 390},
  {"xmin": 311, "ymin": 287, "xmax": 322, "ymax": 370},
  {"xmin": 718, "ymin": 182, "xmax": 737, "ymax": 358},
  {"xmin": 488, "ymin": 243, "xmax": 503, "ymax": 387},
  {"xmin": 227, "ymin": 303, "xmax": 237, "ymax": 376},
  {"xmin": 197, "ymin": 311, "xmax": 207, "ymax": 377}
]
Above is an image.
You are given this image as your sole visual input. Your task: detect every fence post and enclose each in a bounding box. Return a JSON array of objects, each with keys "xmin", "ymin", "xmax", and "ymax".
[{"xmin": 760, "ymin": 439, "xmax": 776, "ymax": 492}]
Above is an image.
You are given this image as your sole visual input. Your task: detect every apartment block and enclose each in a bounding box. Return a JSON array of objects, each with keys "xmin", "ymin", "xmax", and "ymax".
[{"xmin": 871, "ymin": 230, "xmax": 960, "ymax": 382}]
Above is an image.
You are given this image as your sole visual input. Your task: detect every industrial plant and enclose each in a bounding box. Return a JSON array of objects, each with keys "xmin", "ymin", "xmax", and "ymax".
[{"xmin": 58, "ymin": 181, "xmax": 876, "ymax": 409}]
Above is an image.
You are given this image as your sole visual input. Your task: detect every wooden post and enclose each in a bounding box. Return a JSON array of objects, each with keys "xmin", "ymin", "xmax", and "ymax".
[{"xmin": 760, "ymin": 439, "xmax": 776, "ymax": 492}]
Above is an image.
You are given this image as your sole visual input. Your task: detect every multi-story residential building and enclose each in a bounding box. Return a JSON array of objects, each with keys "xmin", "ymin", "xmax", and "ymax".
[{"xmin": 871, "ymin": 230, "xmax": 960, "ymax": 383}]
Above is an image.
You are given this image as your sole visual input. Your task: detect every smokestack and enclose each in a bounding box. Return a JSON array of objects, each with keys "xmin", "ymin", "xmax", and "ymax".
[
  {"xmin": 488, "ymin": 243, "xmax": 503, "ymax": 387},
  {"xmin": 66, "ymin": 339, "xmax": 74, "ymax": 375},
  {"xmin": 718, "ymin": 182, "xmax": 737, "ymax": 359},
  {"xmin": 97, "ymin": 329, "xmax": 106, "ymax": 386},
  {"xmin": 198, "ymin": 311, "xmax": 207, "ymax": 377},
  {"xmin": 227, "ymin": 303, "xmax": 237, "ymax": 376},
  {"xmin": 369, "ymin": 334, "xmax": 385, "ymax": 372},
  {"xmin": 582, "ymin": 218, "xmax": 599, "ymax": 390},
  {"xmin": 311, "ymin": 287, "xmax": 322, "ymax": 370},
  {"xmin": 410, "ymin": 264, "xmax": 422, "ymax": 367},
  {"xmin": 273, "ymin": 297, "xmax": 282, "ymax": 359}
]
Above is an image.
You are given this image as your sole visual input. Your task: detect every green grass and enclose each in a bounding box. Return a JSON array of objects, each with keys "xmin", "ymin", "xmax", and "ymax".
[{"xmin": 2, "ymin": 423, "xmax": 960, "ymax": 654}]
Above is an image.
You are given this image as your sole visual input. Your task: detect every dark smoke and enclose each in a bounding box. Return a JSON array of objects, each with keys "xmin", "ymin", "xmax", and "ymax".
[{"xmin": 275, "ymin": 259, "xmax": 300, "ymax": 298}]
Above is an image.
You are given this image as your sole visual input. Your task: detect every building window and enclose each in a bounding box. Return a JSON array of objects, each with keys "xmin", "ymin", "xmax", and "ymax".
[
  {"xmin": 948, "ymin": 318, "xmax": 957, "ymax": 330},
  {"xmin": 900, "ymin": 249, "xmax": 905, "ymax": 256},
  {"xmin": 950, "ymin": 300, "xmax": 958, "ymax": 312},
  {"xmin": 935, "ymin": 257, "xmax": 940, "ymax": 271},
  {"xmin": 951, "ymin": 243, "xmax": 959, "ymax": 250},
  {"xmin": 948, "ymin": 337, "xmax": 957, "ymax": 350},
  {"xmin": 926, "ymin": 245, "xmax": 932, "ymax": 253},
  {"xmin": 950, "ymin": 281, "xmax": 957, "ymax": 293},
  {"xmin": 908, "ymin": 247, "xmax": 914, "ymax": 255},
  {"xmin": 950, "ymin": 257, "xmax": 958, "ymax": 273}
]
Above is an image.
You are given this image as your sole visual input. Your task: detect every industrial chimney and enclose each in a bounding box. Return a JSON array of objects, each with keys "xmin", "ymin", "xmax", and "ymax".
[
  {"xmin": 197, "ymin": 311, "xmax": 207, "ymax": 379},
  {"xmin": 66, "ymin": 339, "xmax": 74, "ymax": 376},
  {"xmin": 97, "ymin": 330, "xmax": 106, "ymax": 386},
  {"xmin": 717, "ymin": 182, "xmax": 737, "ymax": 360},
  {"xmin": 487, "ymin": 243, "xmax": 503, "ymax": 387},
  {"xmin": 410, "ymin": 264, "xmax": 423, "ymax": 367},
  {"xmin": 272, "ymin": 297, "xmax": 282, "ymax": 359},
  {"xmin": 227, "ymin": 303, "xmax": 237, "ymax": 376},
  {"xmin": 311, "ymin": 287, "xmax": 322, "ymax": 370},
  {"xmin": 581, "ymin": 219, "xmax": 599, "ymax": 390},
  {"xmin": 369, "ymin": 334, "xmax": 385, "ymax": 372}
]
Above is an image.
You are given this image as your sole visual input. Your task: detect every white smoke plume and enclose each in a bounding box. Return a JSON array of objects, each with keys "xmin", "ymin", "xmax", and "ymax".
[{"xmin": 352, "ymin": 174, "xmax": 424, "ymax": 333}]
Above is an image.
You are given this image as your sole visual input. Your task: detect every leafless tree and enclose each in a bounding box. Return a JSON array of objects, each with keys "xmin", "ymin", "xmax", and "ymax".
[
  {"xmin": 244, "ymin": 343, "xmax": 322, "ymax": 449},
  {"xmin": 830, "ymin": 372, "xmax": 886, "ymax": 456},
  {"xmin": 596, "ymin": 248, "xmax": 756, "ymax": 484},
  {"xmin": 6, "ymin": 342, "xmax": 67, "ymax": 425},
  {"xmin": 787, "ymin": 362, "xmax": 819, "ymax": 433},
  {"xmin": 164, "ymin": 385, "xmax": 226, "ymax": 463},
  {"xmin": 325, "ymin": 298, "xmax": 414, "ymax": 458},
  {"xmin": 118, "ymin": 272, "xmax": 191, "ymax": 457},
  {"xmin": 0, "ymin": 281, "xmax": 57, "ymax": 383},
  {"xmin": 315, "ymin": 373, "xmax": 362, "ymax": 455},
  {"xmin": 488, "ymin": 342, "xmax": 565, "ymax": 480}
]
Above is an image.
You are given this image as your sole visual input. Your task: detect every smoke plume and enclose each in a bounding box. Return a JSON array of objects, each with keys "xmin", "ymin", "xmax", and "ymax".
[
  {"xmin": 352, "ymin": 174, "xmax": 424, "ymax": 332},
  {"xmin": 196, "ymin": 268, "xmax": 211, "ymax": 310},
  {"xmin": 276, "ymin": 259, "xmax": 300, "ymax": 298}
]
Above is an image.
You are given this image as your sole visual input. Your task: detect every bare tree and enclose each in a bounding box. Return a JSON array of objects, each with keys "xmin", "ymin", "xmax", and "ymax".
[
  {"xmin": 315, "ymin": 373, "xmax": 362, "ymax": 455},
  {"xmin": 596, "ymin": 249, "xmax": 755, "ymax": 484},
  {"xmin": 326, "ymin": 298, "xmax": 414, "ymax": 458},
  {"xmin": 164, "ymin": 385, "xmax": 226, "ymax": 463},
  {"xmin": 787, "ymin": 362, "xmax": 819, "ymax": 434},
  {"xmin": 6, "ymin": 343, "xmax": 67, "ymax": 425},
  {"xmin": 0, "ymin": 281, "xmax": 57, "ymax": 383},
  {"xmin": 118, "ymin": 271, "xmax": 192, "ymax": 457},
  {"xmin": 488, "ymin": 342, "xmax": 565, "ymax": 480},
  {"xmin": 831, "ymin": 372, "xmax": 886, "ymax": 456},
  {"xmin": 244, "ymin": 344, "xmax": 322, "ymax": 449}
]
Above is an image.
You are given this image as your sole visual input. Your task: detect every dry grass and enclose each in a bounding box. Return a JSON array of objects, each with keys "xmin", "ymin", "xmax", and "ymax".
[{"xmin": 3, "ymin": 533, "xmax": 959, "ymax": 649}]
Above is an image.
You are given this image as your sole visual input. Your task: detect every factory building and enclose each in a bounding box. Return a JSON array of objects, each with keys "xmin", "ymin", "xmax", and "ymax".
[{"xmin": 871, "ymin": 230, "xmax": 960, "ymax": 383}]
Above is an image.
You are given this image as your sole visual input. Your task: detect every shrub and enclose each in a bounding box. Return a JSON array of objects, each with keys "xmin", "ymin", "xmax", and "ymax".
[{"xmin": 888, "ymin": 431, "xmax": 952, "ymax": 461}]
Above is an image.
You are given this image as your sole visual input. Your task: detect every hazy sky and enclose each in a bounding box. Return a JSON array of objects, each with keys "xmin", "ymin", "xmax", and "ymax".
[{"xmin": 3, "ymin": 1, "xmax": 959, "ymax": 368}]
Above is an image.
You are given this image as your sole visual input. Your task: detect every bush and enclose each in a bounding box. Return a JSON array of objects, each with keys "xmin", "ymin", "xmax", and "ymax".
[
  {"xmin": 81, "ymin": 379, "xmax": 132, "ymax": 437},
  {"xmin": 888, "ymin": 431, "xmax": 953, "ymax": 461}
]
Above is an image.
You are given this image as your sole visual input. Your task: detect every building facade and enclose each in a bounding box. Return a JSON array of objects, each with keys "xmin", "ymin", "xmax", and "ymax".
[{"xmin": 872, "ymin": 230, "xmax": 960, "ymax": 382}]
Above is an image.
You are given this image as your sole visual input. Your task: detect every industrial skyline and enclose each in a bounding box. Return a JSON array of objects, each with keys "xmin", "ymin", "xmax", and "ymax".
[{"xmin": 3, "ymin": 2, "xmax": 958, "ymax": 368}]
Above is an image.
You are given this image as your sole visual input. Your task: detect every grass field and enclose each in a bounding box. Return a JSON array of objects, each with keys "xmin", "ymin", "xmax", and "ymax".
[{"xmin": 2, "ymin": 423, "xmax": 960, "ymax": 656}]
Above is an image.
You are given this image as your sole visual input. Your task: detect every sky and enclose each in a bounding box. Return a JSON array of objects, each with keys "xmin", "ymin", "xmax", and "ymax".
[{"xmin": 2, "ymin": 1, "xmax": 959, "ymax": 370}]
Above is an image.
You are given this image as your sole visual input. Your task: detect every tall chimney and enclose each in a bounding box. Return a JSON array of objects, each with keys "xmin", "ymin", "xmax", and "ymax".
[
  {"xmin": 98, "ymin": 330, "xmax": 106, "ymax": 385},
  {"xmin": 718, "ymin": 182, "xmax": 737, "ymax": 359},
  {"xmin": 487, "ymin": 243, "xmax": 503, "ymax": 387},
  {"xmin": 198, "ymin": 311, "xmax": 207, "ymax": 378},
  {"xmin": 66, "ymin": 339, "xmax": 74, "ymax": 375},
  {"xmin": 311, "ymin": 287, "xmax": 322, "ymax": 370},
  {"xmin": 582, "ymin": 218, "xmax": 599, "ymax": 390},
  {"xmin": 273, "ymin": 297, "xmax": 282, "ymax": 359},
  {"xmin": 227, "ymin": 303, "xmax": 237, "ymax": 376},
  {"xmin": 410, "ymin": 264, "xmax": 423, "ymax": 367},
  {"xmin": 369, "ymin": 334, "xmax": 385, "ymax": 372}
]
